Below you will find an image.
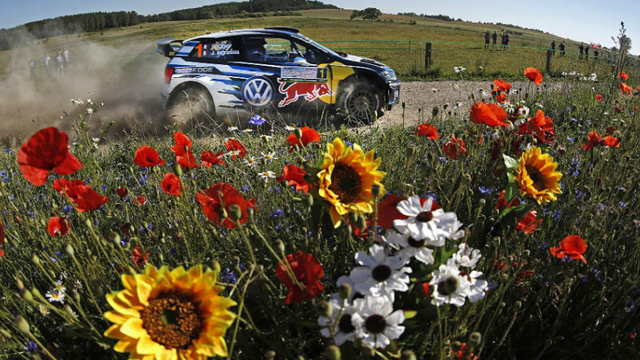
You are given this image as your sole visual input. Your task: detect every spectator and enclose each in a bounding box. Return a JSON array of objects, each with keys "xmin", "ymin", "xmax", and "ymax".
[
  {"xmin": 62, "ymin": 48, "xmax": 70, "ymax": 68},
  {"xmin": 594, "ymin": 49, "xmax": 599, "ymax": 61},
  {"xmin": 504, "ymin": 33, "xmax": 510, "ymax": 51},
  {"xmin": 29, "ymin": 59, "xmax": 36, "ymax": 79},
  {"xmin": 559, "ymin": 42, "xmax": 565, "ymax": 56},
  {"xmin": 44, "ymin": 53, "xmax": 51, "ymax": 76},
  {"xmin": 484, "ymin": 30, "xmax": 490, "ymax": 50},
  {"xmin": 578, "ymin": 44, "xmax": 584, "ymax": 59},
  {"xmin": 55, "ymin": 51, "xmax": 64, "ymax": 76},
  {"xmin": 584, "ymin": 46, "xmax": 589, "ymax": 59},
  {"xmin": 492, "ymin": 31, "xmax": 498, "ymax": 49},
  {"xmin": 551, "ymin": 40, "xmax": 556, "ymax": 55}
]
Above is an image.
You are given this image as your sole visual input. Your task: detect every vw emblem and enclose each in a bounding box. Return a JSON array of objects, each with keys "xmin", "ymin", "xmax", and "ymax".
[{"xmin": 241, "ymin": 77, "xmax": 274, "ymax": 108}]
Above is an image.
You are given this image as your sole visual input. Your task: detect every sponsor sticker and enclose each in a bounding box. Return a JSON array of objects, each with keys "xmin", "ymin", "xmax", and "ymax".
[
  {"xmin": 241, "ymin": 77, "xmax": 275, "ymax": 108},
  {"xmin": 281, "ymin": 67, "xmax": 320, "ymax": 80},
  {"xmin": 277, "ymin": 78, "xmax": 333, "ymax": 108}
]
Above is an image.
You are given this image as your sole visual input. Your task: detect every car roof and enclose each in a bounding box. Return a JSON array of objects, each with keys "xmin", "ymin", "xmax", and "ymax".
[{"xmin": 187, "ymin": 28, "xmax": 306, "ymax": 42}]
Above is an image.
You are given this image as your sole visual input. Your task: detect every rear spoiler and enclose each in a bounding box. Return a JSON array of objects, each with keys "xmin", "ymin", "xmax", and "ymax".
[{"xmin": 156, "ymin": 38, "xmax": 183, "ymax": 57}]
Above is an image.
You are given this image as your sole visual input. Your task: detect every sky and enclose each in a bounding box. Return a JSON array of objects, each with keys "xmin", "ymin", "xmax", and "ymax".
[{"xmin": 0, "ymin": 0, "xmax": 637, "ymax": 54}]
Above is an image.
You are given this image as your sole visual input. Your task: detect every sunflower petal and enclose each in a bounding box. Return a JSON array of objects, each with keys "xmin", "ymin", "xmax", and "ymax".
[{"xmin": 120, "ymin": 318, "xmax": 146, "ymax": 339}]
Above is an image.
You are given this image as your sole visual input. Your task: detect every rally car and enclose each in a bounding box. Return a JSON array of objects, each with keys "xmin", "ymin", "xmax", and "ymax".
[{"xmin": 156, "ymin": 27, "xmax": 400, "ymax": 123}]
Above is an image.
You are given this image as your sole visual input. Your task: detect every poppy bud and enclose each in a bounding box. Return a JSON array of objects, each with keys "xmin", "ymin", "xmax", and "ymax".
[
  {"xmin": 31, "ymin": 287, "xmax": 41, "ymax": 298},
  {"xmin": 109, "ymin": 232, "xmax": 121, "ymax": 246},
  {"xmin": 63, "ymin": 242, "xmax": 74, "ymax": 257},
  {"xmin": 316, "ymin": 300, "xmax": 332, "ymax": 317},
  {"xmin": 469, "ymin": 332, "xmax": 482, "ymax": 347},
  {"xmin": 371, "ymin": 184, "xmax": 381, "ymax": 198},
  {"xmin": 348, "ymin": 212, "xmax": 358, "ymax": 225},
  {"xmin": 492, "ymin": 237, "xmax": 501, "ymax": 247},
  {"xmin": 84, "ymin": 218, "xmax": 92, "ymax": 229},
  {"xmin": 432, "ymin": 106, "xmax": 439, "ymax": 117},
  {"xmin": 31, "ymin": 254, "xmax": 40, "ymax": 266},
  {"xmin": 294, "ymin": 128, "xmax": 303, "ymax": 139},
  {"xmin": 401, "ymin": 350, "xmax": 417, "ymax": 360},
  {"xmin": 39, "ymin": 219, "xmax": 46, "ymax": 227},
  {"xmin": 324, "ymin": 345, "xmax": 341, "ymax": 360},
  {"xmin": 452, "ymin": 341, "xmax": 462, "ymax": 351},
  {"xmin": 500, "ymin": 273, "xmax": 509, "ymax": 283},
  {"xmin": 16, "ymin": 278, "xmax": 24, "ymax": 291},
  {"xmin": 210, "ymin": 259, "xmax": 221, "ymax": 274},
  {"xmin": 402, "ymin": 101, "xmax": 406, "ymax": 109},
  {"xmin": 13, "ymin": 315, "xmax": 30, "ymax": 334},
  {"xmin": 264, "ymin": 351, "xmax": 276, "ymax": 359},
  {"xmin": 522, "ymin": 250, "xmax": 530, "ymax": 259},
  {"xmin": 301, "ymin": 193, "xmax": 313, "ymax": 207},
  {"xmin": 356, "ymin": 215, "xmax": 367, "ymax": 231},
  {"xmin": 247, "ymin": 207, "xmax": 255, "ymax": 218},
  {"xmin": 228, "ymin": 204, "xmax": 242, "ymax": 222},
  {"xmin": 218, "ymin": 206, "xmax": 228, "ymax": 221},
  {"xmin": 515, "ymin": 301, "xmax": 522, "ymax": 309},
  {"xmin": 0, "ymin": 329, "xmax": 11, "ymax": 339},
  {"xmin": 172, "ymin": 161, "xmax": 183, "ymax": 177},
  {"xmin": 462, "ymin": 173, "xmax": 472, "ymax": 186},
  {"xmin": 275, "ymin": 239, "xmax": 285, "ymax": 255},
  {"xmin": 73, "ymin": 292, "xmax": 81, "ymax": 302},
  {"xmin": 20, "ymin": 288, "xmax": 34, "ymax": 303},
  {"xmin": 339, "ymin": 283, "xmax": 352, "ymax": 300}
]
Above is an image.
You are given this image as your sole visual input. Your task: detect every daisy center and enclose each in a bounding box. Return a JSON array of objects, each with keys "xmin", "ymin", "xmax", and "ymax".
[
  {"xmin": 338, "ymin": 314, "xmax": 356, "ymax": 333},
  {"xmin": 371, "ymin": 264, "xmax": 392, "ymax": 282},
  {"xmin": 329, "ymin": 162, "xmax": 362, "ymax": 204},
  {"xmin": 140, "ymin": 293, "xmax": 202, "ymax": 349},
  {"xmin": 437, "ymin": 276, "xmax": 459, "ymax": 296},
  {"xmin": 416, "ymin": 211, "xmax": 434, "ymax": 222},
  {"xmin": 364, "ymin": 314, "xmax": 387, "ymax": 334},
  {"xmin": 525, "ymin": 165, "xmax": 546, "ymax": 191},
  {"xmin": 407, "ymin": 236, "xmax": 426, "ymax": 248}
]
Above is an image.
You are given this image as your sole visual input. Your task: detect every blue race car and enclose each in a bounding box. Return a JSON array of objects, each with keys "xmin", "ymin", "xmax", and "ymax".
[{"xmin": 157, "ymin": 27, "xmax": 400, "ymax": 123}]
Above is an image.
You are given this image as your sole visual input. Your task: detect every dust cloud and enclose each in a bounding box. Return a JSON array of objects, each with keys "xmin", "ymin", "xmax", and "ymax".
[{"xmin": 0, "ymin": 36, "xmax": 169, "ymax": 146}]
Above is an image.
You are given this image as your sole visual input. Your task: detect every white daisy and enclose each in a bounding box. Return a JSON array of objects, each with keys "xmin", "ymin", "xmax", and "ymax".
[
  {"xmin": 261, "ymin": 152, "xmax": 277, "ymax": 162},
  {"xmin": 87, "ymin": 108, "xmax": 93, "ymax": 114},
  {"xmin": 350, "ymin": 244, "xmax": 411, "ymax": 297},
  {"xmin": 261, "ymin": 134, "xmax": 273, "ymax": 140},
  {"xmin": 241, "ymin": 128, "xmax": 253, "ymax": 133},
  {"xmin": 518, "ymin": 106, "xmax": 530, "ymax": 118},
  {"xmin": 38, "ymin": 305, "xmax": 50, "ymax": 316},
  {"xmin": 465, "ymin": 270, "xmax": 488, "ymax": 303},
  {"xmin": 53, "ymin": 280, "xmax": 66, "ymax": 294},
  {"xmin": 353, "ymin": 295, "xmax": 405, "ymax": 349},
  {"xmin": 429, "ymin": 259, "xmax": 471, "ymax": 307},
  {"xmin": 394, "ymin": 196, "xmax": 464, "ymax": 243},
  {"xmin": 71, "ymin": 98, "xmax": 84, "ymax": 105},
  {"xmin": 384, "ymin": 232, "xmax": 435, "ymax": 265},
  {"xmin": 227, "ymin": 150, "xmax": 241, "ymax": 158},
  {"xmin": 431, "ymin": 88, "xmax": 439, "ymax": 93},
  {"xmin": 478, "ymin": 89, "xmax": 488, "ymax": 98},
  {"xmin": 453, "ymin": 243, "xmax": 481, "ymax": 269},
  {"xmin": 46, "ymin": 290, "xmax": 65, "ymax": 303},
  {"xmin": 243, "ymin": 157, "xmax": 258, "ymax": 167},
  {"xmin": 258, "ymin": 171, "xmax": 276, "ymax": 182},
  {"xmin": 331, "ymin": 275, "xmax": 368, "ymax": 303},
  {"xmin": 451, "ymin": 83, "xmax": 460, "ymax": 90},
  {"xmin": 228, "ymin": 126, "xmax": 238, "ymax": 131},
  {"xmin": 318, "ymin": 298, "xmax": 365, "ymax": 345},
  {"xmin": 285, "ymin": 125, "xmax": 296, "ymax": 131}
]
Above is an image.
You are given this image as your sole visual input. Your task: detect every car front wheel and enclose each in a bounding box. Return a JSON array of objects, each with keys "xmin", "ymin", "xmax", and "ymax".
[{"xmin": 339, "ymin": 82, "xmax": 382, "ymax": 123}]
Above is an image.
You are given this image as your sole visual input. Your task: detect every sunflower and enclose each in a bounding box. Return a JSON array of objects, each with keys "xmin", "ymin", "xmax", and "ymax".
[
  {"xmin": 318, "ymin": 138, "xmax": 386, "ymax": 227},
  {"xmin": 104, "ymin": 265, "xmax": 236, "ymax": 360},
  {"xmin": 514, "ymin": 147, "xmax": 562, "ymax": 205}
]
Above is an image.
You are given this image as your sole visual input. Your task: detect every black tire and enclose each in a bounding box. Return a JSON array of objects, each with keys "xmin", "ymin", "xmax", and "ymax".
[
  {"xmin": 337, "ymin": 82, "xmax": 382, "ymax": 123},
  {"xmin": 166, "ymin": 86, "xmax": 215, "ymax": 125}
]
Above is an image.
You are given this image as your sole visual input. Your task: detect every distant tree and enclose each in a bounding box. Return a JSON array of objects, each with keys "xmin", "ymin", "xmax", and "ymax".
[
  {"xmin": 350, "ymin": 10, "xmax": 362, "ymax": 21},
  {"xmin": 361, "ymin": 7, "xmax": 382, "ymax": 21}
]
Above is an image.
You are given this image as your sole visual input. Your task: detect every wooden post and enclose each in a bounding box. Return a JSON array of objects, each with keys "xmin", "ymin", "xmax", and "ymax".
[
  {"xmin": 425, "ymin": 42, "xmax": 432, "ymax": 70},
  {"xmin": 546, "ymin": 49, "xmax": 551, "ymax": 73}
]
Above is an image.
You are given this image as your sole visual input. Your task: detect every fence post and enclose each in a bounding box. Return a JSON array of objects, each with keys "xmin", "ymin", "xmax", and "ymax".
[
  {"xmin": 546, "ymin": 49, "xmax": 551, "ymax": 73},
  {"xmin": 425, "ymin": 42, "xmax": 432, "ymax": 70}
]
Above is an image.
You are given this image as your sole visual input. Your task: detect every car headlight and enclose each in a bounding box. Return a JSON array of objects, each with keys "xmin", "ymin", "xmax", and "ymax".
[{"xmin": 381, "ymin": 69, "xmax": 397, "ymax": 82}]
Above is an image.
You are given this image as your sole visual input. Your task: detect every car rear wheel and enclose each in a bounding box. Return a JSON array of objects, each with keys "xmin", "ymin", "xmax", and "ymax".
[
  {"xmin": 166, "ymin": 87, "xmax": 215, "ymax": 125},
  {"xmin": 339, "ymin": 82, "xmax": 382, "ymax": 123}
]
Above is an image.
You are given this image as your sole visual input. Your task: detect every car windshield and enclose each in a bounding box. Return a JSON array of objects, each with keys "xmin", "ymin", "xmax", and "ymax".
[{"xmin": 293, "ymin": 35, "xmax": 341, "ymax": 58}]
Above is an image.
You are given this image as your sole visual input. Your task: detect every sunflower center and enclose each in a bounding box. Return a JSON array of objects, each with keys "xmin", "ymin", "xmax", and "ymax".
[
  {"xmin": 407, "ymin": 236, "xmax": 426, "ymax": 248},
  {"xmin": 416, "ymin": 211, "xmax": 434, "ymax": 222},
  {"xmin": 329, "ymin": 162, "xmax": 362, "ymax": 204},
  {"xmin": 525, "ymin": 165, "xmax": 546, "ymax": 191},
  {"xmin": 364, "ymin": 314, "xmax": 387, "ymax": 334},
  {"xmin": 371, "ymin": 265, "xmax": 392, "ymax": 282},
  {"xmin": 338, "ymin": 314, "xmax": 356, "ymax": 333},
  {"xmin": 140, "ymin": 293, "xmax": 202, "ymax": 349}
]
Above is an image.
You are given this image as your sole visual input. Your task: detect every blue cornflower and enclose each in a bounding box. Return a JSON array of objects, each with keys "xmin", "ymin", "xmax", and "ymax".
[
  {"xmin": 438, "ymin": 157, "xmax": 447, "ymax": 163},
  {"xmin": 9, "ymin": 194, "xmax": 14, "ymax": 201},
  {"xmin": 139, "ymin": 175, "xmax": 148, "ymax": 186},
  {"xmin": 270, "ymin": 209, "xmax": 284, "ymax": 218},
  {"xmin": 169, "ymin": 248, "xmax": 177, "ymax": 256},
  {"xmin": 24, "ymin": 341, "xmax": 38, "ymax": 353},
  {"xmin": 346, "ymin": 140, "xmax": 353, "ymax": 146},
  {"xmin": 63, "ymin": 205, "xmax": 73, "ymax": 212},
  {"xmin": 478, "ymin": 186, "xmax": 496, "ymax": 194},
  {"xmin": 538, "ymin": 242, "xmax": 548, "ymax": 251},
  {"xmin": 221, "ymin": 268, "xmax": 237, "ymax": 284},
  {"xmin": 553, "ymin": 210, "xmax": 562, "ymax": 221},
  {"xmin": 4, "ymin": 149, "xmax": 12, "ymax": 153},
  {"xmin": 567, "ymin": 137, "xmax": 575, "ymax": 143},
  {"xmin": 241, "ymin": 185, "xmax": 250, "ymax": 192},
  {"xmin": 248, "ymin": 115, "xmax": 265, "ymax": 126},
  {"xmin": 620, "ymin": 202, "xmax": 628, "ymax": 208},
  {"xmin": 625, "ymin": 299, "xmax": 636, "ymax": 313},
  {"xmin": 101, "ymin": 184, "xmax": 107, "ymax": 191}
]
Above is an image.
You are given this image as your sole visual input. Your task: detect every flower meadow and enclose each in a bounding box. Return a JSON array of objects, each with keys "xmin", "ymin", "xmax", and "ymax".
[{"xmin": 1, "ymin": 63, "xmax": 640, "ymax": 360}]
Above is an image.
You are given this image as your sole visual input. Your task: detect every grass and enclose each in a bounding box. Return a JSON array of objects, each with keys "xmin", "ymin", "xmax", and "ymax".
[{"xmin": 0, "ymin": 51, "xmax": 639, "ymax": 359}]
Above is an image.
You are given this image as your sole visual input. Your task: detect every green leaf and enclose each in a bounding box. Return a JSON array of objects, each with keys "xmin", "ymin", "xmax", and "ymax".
[
  {"xmin": 503, "ymin": 154, "xmax": 519, "ymax": 170},
  {"xmin": 497, "ymin": 204, "xmax": 528, "ymax": 220},
  {"xmin": 403, "ymin": 310, "xmax": 418, "ymax": 319}
]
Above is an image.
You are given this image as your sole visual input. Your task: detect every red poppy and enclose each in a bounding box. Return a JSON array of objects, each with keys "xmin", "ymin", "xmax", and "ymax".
[
  {"xmin": 52, "ymin": 179, "xmax": 110, "ymax": 212},
  {"xmin": 620, "ymin": 82, "xmax": 633, "ymax": 95},
  {"xmin": 161, "ymin": 173, "xmax": 182, "ymax": 196},
  {"xmin": 524, "ymin": 67, "xmax": 543, "ymax": 85},
  {"xmin": 617, "ymin": 71, "xmax": 629, "ymax": 80},
  {"xmin": 603, "ymin": 136, "xmax": 621, "ymax": 148},
  {"xmin": 170, "ymin": 132, "xmax": 192, "ymax": 155},
  {"xmin": 493, "ymin": 79, "xmax": 512, "ymax": 92},
  {"xmin": 470, "ymin": 102, "xmax": 509, "ymax": 127},
  {"xmin": 496, "ymin": 190, "xmax": 520, "ymax": 211},
  {"xmin": 17, "ymin": 127, "xmax": 83, "ymax": 186},
  {"xmin": 515, "ymin": 211, "xmax": 543, "ymax": 234},
  {"xmin": 495, "ymin": 92, "xmax": 509, "ymax": 104},
  {"xmin": 200, "ymin": 151, "xmax": 226, "ymax": 168},
  {"xmin": 415, "ymin": 123, "xmax": 439, "ymax": 139},
  {"xmin": 134, "ymin": 146, "xmax": 165, "ymax": 168},
  {"xmin": 595, "ymin": 94, "xmax": 603, "ymax": 101},
  {"xmin": 175, "ymin": 150, "xmax": 200, "ymax": 170},
  {"xmin": 116, "ymin": 188, "xmax": 127, "ymax": 198},
  {"xmin": 421, "ymin": 282, "xmax": 431, "ymax": 297},
  {"xmin": 583, "ymin": 131, "xmax": 601, "ymax": 151},
  {"xmin": 615, "ymin": 105, "xmax": 624, "ymax": 113},
  {"xmin": 286, "ymin": 127, "xmax": 321, "ymax": 152},
  {"xmin": 132, "ymin": 245, "xmax": 149, "ymax": 267},
  {"xmin": 528, "ymin": 109, "xmax": 555, "ymax": 144},
  {"xmin": 47, "ymin": 217, "xmax": 70, "ymax": 237},
  {"xmin": 606, "ymin": 126, "xmax": 616, "ymax": 134},
  {"xmin": 276, "ymin": 165, "xmax": 309, "ymax": 193},
  {"xmin": 377, "ymin": 194, "xmax": 408, "ymax": 229},
  {"xmin": 133, "ymin": 196, "xmax": 147, "ymax": 205},
  {"xmin": 550, "ymin": 235, "xmax": 587, "ymax": 264},
  {"xmin": 275, "ymin": 250, "xmax": 324, "ymax": 304},
  {"xmin": 443, "ymin": 134, "xmax": 467, "ymax": 160},
  {"xmin": 196, "ymin": 183, "xmax": 257, "ymax": 228},
  {"xmin": 224, "ymin": 139, "xmax": 247, "ymax": 159}
]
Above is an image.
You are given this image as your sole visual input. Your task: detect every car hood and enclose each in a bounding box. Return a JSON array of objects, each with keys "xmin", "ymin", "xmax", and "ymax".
[{"xmin": 341, "ymin": 53, "xmax": 389, "ymax": 69}]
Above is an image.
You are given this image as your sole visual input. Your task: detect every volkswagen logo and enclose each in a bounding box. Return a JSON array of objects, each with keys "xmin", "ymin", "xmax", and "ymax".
[{"xmin": 241, "ymin": 77, "xmax": 274, "ymax": 108}]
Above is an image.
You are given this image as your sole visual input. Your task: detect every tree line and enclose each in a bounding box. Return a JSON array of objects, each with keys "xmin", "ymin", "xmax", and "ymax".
[
  {"xmin": 396, "ymin": 12, "xmax": 461, "ymax": 22},
  {"xmin": 0, "ymin": 0, "xmax": 337, "ymax": 51}
]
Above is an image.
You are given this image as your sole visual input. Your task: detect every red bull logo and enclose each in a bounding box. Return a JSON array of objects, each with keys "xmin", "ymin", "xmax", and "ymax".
[{"xmin": 277, "ymin": 79, "xmax": 333, "ymax": 108}]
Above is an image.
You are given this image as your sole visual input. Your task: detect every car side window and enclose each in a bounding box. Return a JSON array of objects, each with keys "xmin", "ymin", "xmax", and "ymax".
[
  {"xmin": 243, "ymin": 36, "xmax": 308, "ymax": 64},
  {"xmin": 189, "ymin": 38, "xmax": 241, "ymax": 61},
  {"xmin": 291, "ymin": 40, "xmax": 331, "ymax": 65}
]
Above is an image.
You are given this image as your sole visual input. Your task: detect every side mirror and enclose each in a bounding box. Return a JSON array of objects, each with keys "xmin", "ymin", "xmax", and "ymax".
[{"xmin": 294, "ymin": 57, "xmax": 312, "ymax": 66}]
